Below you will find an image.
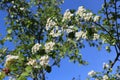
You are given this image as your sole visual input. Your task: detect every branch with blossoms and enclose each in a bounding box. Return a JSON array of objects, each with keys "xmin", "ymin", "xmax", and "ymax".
[{"xmin": 0, "ymin": 0, "xmax": 120, "ymax": 80}]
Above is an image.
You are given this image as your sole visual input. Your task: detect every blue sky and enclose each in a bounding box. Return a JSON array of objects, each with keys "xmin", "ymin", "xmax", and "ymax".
[{"xmin": 0, "ymin": 0, "xmax": 117, "ymax": 80}]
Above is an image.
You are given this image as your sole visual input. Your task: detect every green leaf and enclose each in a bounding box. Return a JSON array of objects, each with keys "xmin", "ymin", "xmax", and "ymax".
[
  {"xmin": 105, "ymin": 46, "xmax": 111, "ymax": 53},
  {"xmin": 18, "ymin": 76, "xmax": 27, "ymax": 80},
  {"xmin": 7, "ymin": 28, "xmax": 12, "ymax": 34},
  {"xmin": 0, "ymin": 72, "xmax": 5, "ymax": 80},
  {"xmin": 45, "ymin": 65, "xmax": 52, "ymax": 73},
  {"xmin": 21, "ymin": 72, "xmax": 29, "ymax": 77},
  {"xmin": 25, "ymin": 66, "xmax": 32, "ymax": 73}
]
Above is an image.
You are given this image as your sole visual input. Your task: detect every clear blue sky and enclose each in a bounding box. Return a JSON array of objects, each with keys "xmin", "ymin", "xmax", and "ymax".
[{"xmin": 0, "ymin": 0, "xmax": 116, "ymax": 80}]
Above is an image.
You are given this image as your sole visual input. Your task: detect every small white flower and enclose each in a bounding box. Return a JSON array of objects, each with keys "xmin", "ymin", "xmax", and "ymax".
[
  {"xmin": 45, "ymin": 41, "xmax": 55, "ymax": 53},
  {"xmin": 103, "ymin": 63, "xmax": 109, "ymax": 69},
  {"xmin": 94, "ymin": 15, "xmax": 100, "ymax": 22},
  {"xmin": 9, "ymin": 76, "xmax": 16, "ymax": 80},
  {"xmin": 76, "ymin": 6, "xmax": 86, "ymax": 15},
  {"xmin": 65, "ymin": 26, "xmax": 74, "ymax": 33},
  {"xmin": 50, "ymin": 29, "xmax": 62, "ymax": 37},
  {"xmin": 32, "ymin": 43, "xmax": 41, "ymax": 54},
  {"xmin": 95, "ymin": 78, "xmax": 99, "ymax": 80},
  {"xmin": 40, "ymin": 55, "xmax": 49, "ymax": 66},
  {"xmin": 5, "ymin": 55, "xmax": 19, "ymax": 67},
  {"xmin": 88, "ymin": 70, "xmax": 96, "ymax": 77},
  {"xmin": 13, "ymin": 5, "xmax": 16, "ymax": 8},
  {"xmin": 46, "ymin": 18, "xmax": 57, "ymax": 30},
  {"xmin": 62, "ymin": 9, "xmax": 73, "ymax": 22},
  {"xmin": 11, "ymin": 15, "xmax": 14, "ymax": 18},
  {"xmin": 84, "ymin": 12, "xmax": 93, "ymax": 21},
  {"xmin": 75, "ymin": 31, "xmax": 87, "ymax": 40},
  {"xmin": 116, "ymin": 74, "xmax": 120, "ymax": 78},
  {"xmin": 103, "ymin": 75, "xmax": 108, "ymax": 80},
  {"xmin": 6, "ymin": 55, "xmax": 19, "ymax": 62},
  {"xmin": 20, "ymin": 7, "xmax": 24, "ymax": 10},
  {"xmin": 93, "ymin": 33, "xmax": 100, "ymax": 40},
  {"xmin": 11, "ymin": 1, "xmax": 14, "ymax": 4},
  {"xmin": 27, "ymin": 59, "xmax": 36, "ymax": 66}
]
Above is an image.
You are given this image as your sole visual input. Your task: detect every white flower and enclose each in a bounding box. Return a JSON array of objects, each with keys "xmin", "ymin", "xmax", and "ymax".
[
  {"xmin": 45, "ymin": 41, "xmax": 55, "ymax": 53},
  {"xmin": 65, "ymin": 26, "xmax": 74, "ymax": 33},
  {"xmin": 9, "ymin": 76, "xmax": 16, "ymax": 80},
  {"xmin": 75, "ymin": 31, "xmax": 87, "ymax": 40},
  {"xmin": 20, "ymin": 7, "xmax": 24, "ymax": 10},
  {"xmin": 76, "ymin": 6, "xmax": 94, "ymax": 21},
  {"xmin": 46, "ymin": 18, "xmax": 57, "ymax": 30},
  {"xmin": 103, "ymin": 75, "xmax": 108, "ymax": 80},
  {"xmin": 94, "ymin": 15, "xmax": 100, "ymax": 22},
  {"xmin": 32, "ymin": 43, "xmax": 41, "ymax": 54},
  {"xmin": 50, "ymin": 29, "xmax": 62, "ymax": 37},
  {"xmin": 13, "ymin": 5, "xmax": 16, "ymax": 8},
  {"xmin": 62, "ymin": 9, "xmax": 73, "ymax": 22},
  {"xmin": 11, "ymin": 1, "xmax": 14, "ymax": 4},
  {"xmin": 95, "ymin": 78, "xmax": 99, "ymax": 80},
  {"xmin": 103, "ymin": 63, "xmax": 109, "ymax": 69},
  {"xmin": 27, "ymin": 59, "xmax": 36, "ymax": 66},
  {"xmin": 5, "ymin": 55, "xmax": 19, "ymax": 67},
  {"xmin": 40, "ymin": 55, "xmax": 49, "ymax": 66},
  {"xmin": 93, "ymin": 33, "xmax": 100, "ymax": 40},
  {"xmin": 76, "ymin": 6, "xmax": 86, "ymax": 15},
  {"xmin": 6, "ymin": 55, "xmax": 19, "ymax": 62},
  {"xmin": 84, "ymin": 12, "xmax": 93, "ymax": 21},
  {"xmin": 116, "ymin": 74, "xmax": 120, "ymax": 78},
  {"xmin": 11, "ymin": 15, "xmax": 14, "ymax": 18},
  {"xmin": 88, "ymin": 70, "xmax": 96, "ymax": 77}
]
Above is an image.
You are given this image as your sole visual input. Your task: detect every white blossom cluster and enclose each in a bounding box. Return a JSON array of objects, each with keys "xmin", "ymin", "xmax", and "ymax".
[
  {"xmin": 45, "ymin": 42, "xmax": 55, "ymax": 53},
  {"xmin": 103, "ymin": 75, "xmax": 108, "ymax": 80},
  {"xmin": 27, "ymin": 59, "xmax": 36, "ymax": 66},
  {"xmin": 32, "ymin": 43, "xmax": 41, "ymax": 54},
  {"xmin": 5, "ymin": 55, "xmax": 19, "ymax": 67},
  {"xmin": 39, "ymin": 55, "xmax": 49, "ymax": 66},
  {"xmin": 75, "ymin": 31, "xmax": 87, "ymax": 40},
  {"xmin": 116, "ymin": 74, "xmax": 120, "ymax": 78},
  {"xmin": 103, "ymin": 63, "xmax": 109, "ymax": 69},
  {"xmin": 27, "ymin": 55, "xmax": 49, "ymax": 67},
  {"xmin": 88, "ymin": 70, "xmax": 96, "ymax": 77},
  {"xmin": 93, "ymin": 16, "xmax": 100, "ymax": 22},
  {"xmin": 46, "ymin": 18, "xmax": 57, "ymax": 31},
  {"xmin": 20, "ymin": 7, "xmax": 24, "ymax": 11},
  {"xmin": 65, "ymin": 25, "xmax": 74, "ymax": 33},
  {"xmin": 75, "ymin": 30, "xmax": 99, "ymax": 40},
  {"xmin": 49, "ymin": 26, "xmax": 62, "ymax": 37},
  {"xmin": 93, "ymin": 33, "xmax": 100, "ymax": 40},
  {"xmin": 76, "ymin": 6, "xmax": 100, "ymax": 22},
  {"xmin": 46, "ymin": 18, "xmax": 62, "ymax": 37},
  {"xmin": 62, "ymin": 9, "xmax": 73, "ymax": 22}
]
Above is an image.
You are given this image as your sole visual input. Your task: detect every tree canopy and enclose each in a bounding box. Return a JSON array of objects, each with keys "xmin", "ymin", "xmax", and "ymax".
[{"xmin": 0, "ymin": 0, "xmax": 120, "ymax": 80}]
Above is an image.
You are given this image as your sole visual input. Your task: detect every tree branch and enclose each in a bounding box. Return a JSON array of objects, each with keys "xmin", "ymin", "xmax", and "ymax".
[
  {"xmin": 107, "ymin": 45, "xmax": 120, "ymax": 74},
  {"xmin": 94, "ymin": 22, "xmax": 114, "ymax": 39}
]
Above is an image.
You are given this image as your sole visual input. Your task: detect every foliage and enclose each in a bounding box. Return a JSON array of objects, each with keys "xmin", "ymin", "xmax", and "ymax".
[{"xmin": 0, "ymin": 0, "xmax": 120, "ymax": 80}]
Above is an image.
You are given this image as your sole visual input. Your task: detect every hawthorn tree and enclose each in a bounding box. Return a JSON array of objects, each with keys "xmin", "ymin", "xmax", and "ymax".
[{"xmin": 0, "ymin": 0, "xmax": 119, "ymax": 80}]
